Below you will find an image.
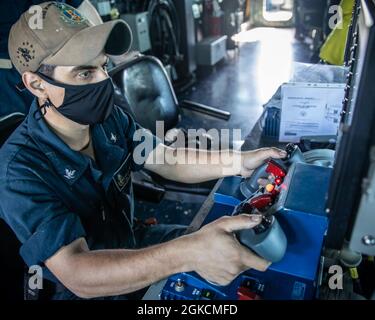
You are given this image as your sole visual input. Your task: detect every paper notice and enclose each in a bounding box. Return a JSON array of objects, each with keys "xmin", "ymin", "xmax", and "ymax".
[{"xmin": 279, "ymin": 83, "xmax": 345, "ymax": 142}]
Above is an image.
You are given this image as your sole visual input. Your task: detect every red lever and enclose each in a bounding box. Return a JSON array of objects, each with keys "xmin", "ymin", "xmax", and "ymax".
[
  {"xmin": 249, "ymin": 194, "xmax": 273, "ymax": 210},
  {"xmin": 266, "ymin": 160, "xmax": 286, "ymax": 179},
  {"xmin": 237, "ymin": 287, "xmax": 261, "ymax": 300}
]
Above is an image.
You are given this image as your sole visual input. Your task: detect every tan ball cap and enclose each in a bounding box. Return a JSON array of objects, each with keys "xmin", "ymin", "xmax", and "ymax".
[{"xmin": 8, "ymin": 1, "xmax": 132, "ymax": 74}]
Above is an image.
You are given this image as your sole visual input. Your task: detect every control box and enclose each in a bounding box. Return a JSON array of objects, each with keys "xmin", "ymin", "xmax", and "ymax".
[
  {"xmin": 121, "ymin": 12, "xmax": 151, "ymax": 53},
  {"xmin": 159, "ymin": 163, "xmax": 332, "ymax": 300},
  {"xmin": 196, "ymin": 36, "xmax": 227, "ymax": 66}
]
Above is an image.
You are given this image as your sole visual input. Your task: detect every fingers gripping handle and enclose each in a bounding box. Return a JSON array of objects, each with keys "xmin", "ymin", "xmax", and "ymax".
[
  {"xmin": 236, "ymin": 217, "xmax": 287, "ymax": 263},
  {"xmin": 240, "ymin": 144, "xmax": 305, "ymax": 197}
]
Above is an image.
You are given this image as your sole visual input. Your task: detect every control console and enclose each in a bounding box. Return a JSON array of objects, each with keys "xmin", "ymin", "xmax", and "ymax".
[{"xmin": 150, "ymin": 144, "xmax": 332, "ymax": 300}]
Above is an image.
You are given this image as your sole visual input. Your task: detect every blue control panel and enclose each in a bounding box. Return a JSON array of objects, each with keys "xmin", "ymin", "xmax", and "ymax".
[{"xmin": 159, "ymin": 163, "xmax": 332, "ymax": 300}]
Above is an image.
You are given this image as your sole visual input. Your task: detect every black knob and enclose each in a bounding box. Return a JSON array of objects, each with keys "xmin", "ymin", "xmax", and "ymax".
[
  {"xmin": 253, "ymin": 216, "xmax": 273, "ymax": 234},
  {"xmin": 283, "ymin": 143, "xmax": 296, "ymax": 160}
]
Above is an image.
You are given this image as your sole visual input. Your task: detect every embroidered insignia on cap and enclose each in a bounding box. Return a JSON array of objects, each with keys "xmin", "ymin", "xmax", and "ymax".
[
  {"xmin": 16, "ymin": 42, "xmax": 35, "ymax": 67},
  {"xmin": 54, "ymin": 3, "xmax": 87, "ymax": 26}
]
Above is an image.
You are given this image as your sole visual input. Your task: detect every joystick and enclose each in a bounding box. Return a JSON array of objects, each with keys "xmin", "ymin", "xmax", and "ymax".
[
  {"xmin": 234, "ymin": 146, "xmax": 298, "ymax": 262},
  {"xmin": 232, "ymin": 195, "xmax": 287, "ymax": 263},
  {"xmin": 240, "ymin": 143, "xmax": 305, "ymax": 198}
]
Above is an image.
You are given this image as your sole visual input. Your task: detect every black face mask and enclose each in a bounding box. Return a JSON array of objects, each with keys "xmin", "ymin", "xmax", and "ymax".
[{"xmin": 35, "ymin": 72, "xmax": 115, "ymax": 125}]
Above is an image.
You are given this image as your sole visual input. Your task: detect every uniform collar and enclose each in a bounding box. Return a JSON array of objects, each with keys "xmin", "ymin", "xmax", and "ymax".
[
  {"xmin": 27, "ymin": 100, "xmax": 127, "ymax": 187},
  {"xmin": 27, "ymin": 99, "xmax": 90, "ymax": 185}
]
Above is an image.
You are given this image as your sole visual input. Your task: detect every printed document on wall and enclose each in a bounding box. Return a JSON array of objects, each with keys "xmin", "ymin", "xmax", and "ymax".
[{"xmin": 279, "ymin": 83, "xmax": 345, "ymax": 142}]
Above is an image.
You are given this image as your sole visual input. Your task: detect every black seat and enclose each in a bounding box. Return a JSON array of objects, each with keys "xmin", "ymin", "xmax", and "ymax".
[
  {"xmin": 0, "ymin": 112, "xmax": 25, "ymax": 146},
  {"xmin": 112, "ymin": 55, "xmax": 179, "ymax": 136},
  {"xmin": 110, "ymin": 55, "xmax": 230, "ymax": 196}
]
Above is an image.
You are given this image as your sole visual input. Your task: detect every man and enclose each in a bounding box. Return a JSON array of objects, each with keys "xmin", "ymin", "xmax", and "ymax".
[
  {"xmin": 0, "ymin": 2, "xmax": 287, "ymax": 300},
  {"xmin": 0, "ymin": 0, "xmax": 101, "ymax": 118}
]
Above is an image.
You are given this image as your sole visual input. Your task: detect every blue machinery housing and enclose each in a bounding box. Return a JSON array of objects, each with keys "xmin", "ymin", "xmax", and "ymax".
[{"xmin": 160, "ymin": 163, "xmax": 332, "ymax": 300}]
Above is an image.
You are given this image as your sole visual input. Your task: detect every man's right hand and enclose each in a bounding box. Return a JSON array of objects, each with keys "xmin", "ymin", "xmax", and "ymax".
[{"xmin": 185, "ymin": 214, "xmax": 271, "ymax": 286}]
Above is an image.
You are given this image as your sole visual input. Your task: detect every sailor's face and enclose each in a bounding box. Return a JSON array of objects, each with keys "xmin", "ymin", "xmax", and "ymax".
[
  {"xmin": 52, "ymin": 54, "xmax": 109, "ymax": 86},
  {"xmin": 33, "ymin": 54, "xmax": 109, "ymax": 109}
]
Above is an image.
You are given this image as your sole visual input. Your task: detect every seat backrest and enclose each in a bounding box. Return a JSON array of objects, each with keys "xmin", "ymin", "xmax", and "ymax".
[
  {"xmin": 0, "ymin": 112, "xmax": 25, "ymax": 146},
  {"xmin": 110, "ymin": 55, "xmax": 180, "ymax": 134}
]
